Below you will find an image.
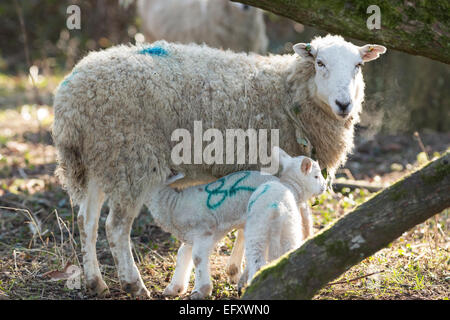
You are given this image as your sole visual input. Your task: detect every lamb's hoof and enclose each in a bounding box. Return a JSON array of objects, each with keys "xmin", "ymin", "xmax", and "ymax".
[
  {"xmin": 163, "ymin": 284, "xmax": 186, "ymax": 296},
  {"xmin": 189, "ymin": 284, "xmax": 212, "ymax": 300},
  {"xmin": 122, "ymin": 282, "xmax": 151, "ymax": 299},
  {"xmin": 86, "ymin": 277, "xmax": 110, "ymax": 298},
  {"xmin": 226, "ymin": 264, "xmax": 241, "ymax": 284},
  {"xmin": 189, "ymin": 291, "xmax": 205, "ymax": 300}
]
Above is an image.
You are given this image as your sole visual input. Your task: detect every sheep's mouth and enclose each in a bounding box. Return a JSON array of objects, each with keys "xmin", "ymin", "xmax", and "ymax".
[{"xmin": 337, "ymin": 112, "xmax": 350, "ymax": 119}]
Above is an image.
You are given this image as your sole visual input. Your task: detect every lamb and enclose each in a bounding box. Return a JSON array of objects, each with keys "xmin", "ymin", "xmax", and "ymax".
[
  {"xmin": 238, "ymin": 147, "xmax": 326, "ymax": 291},
  {"xmin": 136, "ymin": 0, "xmax": 268, "ymax": 54},
  {"xmin": 145, "ymin": 147, "xmax": 325, "ymax": 299},
  {"xmin": 52, "ymin": 34, "xmax": 386, "ymax": 297}
]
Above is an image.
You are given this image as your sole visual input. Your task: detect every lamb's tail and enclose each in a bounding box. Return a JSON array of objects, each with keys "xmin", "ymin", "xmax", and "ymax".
[{"xmin": 52, "ymin": 96, "xmax": 87, "ymax": 205}]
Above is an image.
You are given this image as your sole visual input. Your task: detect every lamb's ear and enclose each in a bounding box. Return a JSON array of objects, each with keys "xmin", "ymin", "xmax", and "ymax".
[
  {"xmin": 165, "ymin": 173, "xmax": 185, "ymax": 185},
  {"xmin": 359, "ymin": 44, "xmax": 387, "ymax": 62},
  {"xmin": 293, "ymin": 43, "xmax": 317, "ymax": 59},
  {"xmin": 272, "ymin": 146, "xmax": 291, "ymax": 169},
  {"xmin": 300, "ymin": 158, "xmax": 312, "ymax": 175}
]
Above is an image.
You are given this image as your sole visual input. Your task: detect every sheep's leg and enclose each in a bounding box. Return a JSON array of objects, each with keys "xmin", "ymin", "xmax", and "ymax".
[
  {"xmin": 237, "ymin": 267, "xmax": 249, "ymax": 295},
  {"xmin": 190, "ymin": 236, "xmax": 216, "ymax": 299},
  {"xmin": 106, "ymin": 200, "xmax": 150, "ymax": 298},
  {"xmin": 226, "ymin": 229, "xmax": 245, "ymax": 284},
  {"xmin": 77, "ymin": 180, "xmax": 109, "ymax": 297},
  {"xmin": 299, "ymin": 203, "xmax": 314, "ymax": 239},
  {"xmin": 163, "ymin": 243, "xmax": 193, "ymax": 296}
]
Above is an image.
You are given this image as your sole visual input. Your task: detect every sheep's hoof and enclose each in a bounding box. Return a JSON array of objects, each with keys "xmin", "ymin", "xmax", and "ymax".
[
  {"xmin": 86, "ymin": 277, "xmax": 110, "ymax": 298},
  {"xmin": 122, "ymin": 282, "xmax": 151, "ymax": 299},
  {"xmin": 226, "ymin": 264, "xmax": 241, "ymax": 284},
  {"xmin": 163, "ymin": 284, "xmax": 186, "ymax": 296}
]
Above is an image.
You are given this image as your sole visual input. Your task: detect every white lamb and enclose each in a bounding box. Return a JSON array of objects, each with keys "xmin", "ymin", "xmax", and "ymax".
[
  {"xmin": 52, "ymin": 35, "xmax": 386, "ymax": 297},
  {"xmin": 145, "ymin": 147, "xmax": 326, "ymax": 299},
  {"xmin": 137, "ymin": 0, "xmax": 268, "ymax": 54},
  {"xmin": 239, "ymin": 147, "xmax": 326, "ymax": 290}
]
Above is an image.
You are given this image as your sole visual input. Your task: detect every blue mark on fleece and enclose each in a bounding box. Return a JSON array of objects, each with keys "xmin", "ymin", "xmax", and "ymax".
[
  {"xmin": 247, "ymin": 184, "xmax": 271, "ymax": 213},
  {"xmin": 269, "ymin": 202, "xmax": 279, "ymax": 209},
  {"xmin": 205, "ymin": 171, "xmax": 256, "ymax": 210},
  {"xmin": 60, "ymin": 70, "xmax": 79, "ymax": 87},
  {"xmin": 138, "ymin": 46, "xmax": 168, "ymax": 57}
]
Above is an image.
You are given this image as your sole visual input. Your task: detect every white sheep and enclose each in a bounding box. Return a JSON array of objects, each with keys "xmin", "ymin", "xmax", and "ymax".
[
  {"xmin": 238, "ymin": 147, "xmax": 326, "ymax": 291},
  {"xmin": 137, "ymin": 0, "xmax": 268, "ymax": 54},
  {"xmin": 146, "ymin": 147, "xmax": 325, "ymax": 299},
  {"xmin": 52, "ymin": 35, "xmax": 386, "ymax": 297}
]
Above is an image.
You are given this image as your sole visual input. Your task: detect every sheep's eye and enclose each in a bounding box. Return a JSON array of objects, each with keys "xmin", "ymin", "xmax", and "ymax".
[
  {"xmin": 315, "ymin": 176, "xmax": 319, "ymax": 179},
  {"xmin": 317, "ymin": 60, "xmax": 325, "ymax": 68},
  {"xmin": 355, "ymin": 63, "xmax": 363, "ymax": 69}
]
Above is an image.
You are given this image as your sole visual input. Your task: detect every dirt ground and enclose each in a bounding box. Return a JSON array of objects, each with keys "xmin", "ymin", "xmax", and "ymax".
[{"xmin": 0, "ymin": 75, "xmax": 448, "ymax": 300}]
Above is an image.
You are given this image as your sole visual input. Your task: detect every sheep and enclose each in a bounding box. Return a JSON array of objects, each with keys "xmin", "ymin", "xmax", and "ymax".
[
  {"xmin": 145, "ymin": 147, "xmax": 325, "ymax": 299},
  {"xmin": 238, "ymin": 147, "xmax": 326, "ymax": 291},
  {"xmin": 136, "ymin": 0, "xmax": 268, "ymax": 54},
  {"xmin": 52, "ymin": 34, "xmax": 386, "ymax": 297}
]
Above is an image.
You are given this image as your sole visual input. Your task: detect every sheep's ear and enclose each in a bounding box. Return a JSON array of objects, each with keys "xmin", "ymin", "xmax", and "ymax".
[
  {"xmin": 293, "ymin": 43, "xmax": 317, "ymax": 59},
  {"xmin": 300, "ymin": 158, "xmax": 312, "ymax": 175},
  {"xmin": 359, "ymin": 44, "xmax": 387, "ymax": 62}
]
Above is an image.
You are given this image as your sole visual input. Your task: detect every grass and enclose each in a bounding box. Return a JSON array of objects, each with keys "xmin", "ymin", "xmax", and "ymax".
[{"xmin": 0, "ymin": 72, "xmax": 449, "ymax": 300}]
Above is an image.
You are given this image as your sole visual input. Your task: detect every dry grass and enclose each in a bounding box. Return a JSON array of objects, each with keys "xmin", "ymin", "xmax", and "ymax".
[{"xmin": 0, "ymin": 73, "xmax": 448, "ymax": 300}]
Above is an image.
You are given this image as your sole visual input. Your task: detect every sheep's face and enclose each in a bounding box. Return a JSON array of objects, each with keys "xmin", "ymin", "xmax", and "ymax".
[
  {"xmin": 273, "ymin": 146, "xmax": 327, "ymax": 196},
  {"xmin": 293, "ymin": 35, "xmax": 386, "ymax": 120}
]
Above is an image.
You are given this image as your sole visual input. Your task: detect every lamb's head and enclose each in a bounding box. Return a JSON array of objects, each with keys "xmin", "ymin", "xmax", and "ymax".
[
  {"xmin": 293, "ymin": 35, "xmax": 386, "ymax": 120},
  {"xmin": 273, "ymin": 146, "xmax": 327, "ymax": 197}
]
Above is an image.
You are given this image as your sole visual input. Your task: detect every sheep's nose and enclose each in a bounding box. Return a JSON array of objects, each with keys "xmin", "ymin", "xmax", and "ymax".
[
  {"xmin": 335, "ymin": 100, "xmax": 350, "ymax": 112},
  {"xmin": 242, "ymin": 5, "xmax": 250, "ymax": 10}
]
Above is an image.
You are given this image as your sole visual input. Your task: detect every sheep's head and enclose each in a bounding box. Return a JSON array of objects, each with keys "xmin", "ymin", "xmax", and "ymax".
[{"xmin": 293, "ymin": 35, "xmax": 386, "ymax": 120}]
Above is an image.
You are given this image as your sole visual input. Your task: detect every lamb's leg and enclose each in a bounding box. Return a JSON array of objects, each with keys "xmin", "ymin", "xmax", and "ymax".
[
  {"xmin": 163, "ymin": 243, "xmax": 193, "ymax": 296},
  {"xmin": 190, "ymin": 236, "xmax": 216, "ymax": 299},
  {"xmin": 77, "ymin": 180, "xmax": 109, "ymax": 297},
  {"xmin": 226, "ymin": 229, "xmax": 245, "ymax": 284},
  {"xmin": 106, "ymin": 200, "xmax": 150, "ymax": 298},
  {"xmin": 299, "ymin": 203, "xmax": 314, "ymax": 239},
  {"xmin": 280, "ymin": 208, "xmax": 304, "ymax": 254},
  {"xmin": 244, "ymin": 213, "xmax": 271, "ymax": 285}
]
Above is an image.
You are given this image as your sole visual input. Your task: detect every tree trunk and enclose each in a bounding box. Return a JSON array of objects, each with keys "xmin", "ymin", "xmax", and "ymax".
[
  {"xmin": 233, "ymin": 0, "xmax": 450, "ymax": 64},
  {"xmin": 242, "ymin": 153, "xmax": 450, "ymax": 299}
]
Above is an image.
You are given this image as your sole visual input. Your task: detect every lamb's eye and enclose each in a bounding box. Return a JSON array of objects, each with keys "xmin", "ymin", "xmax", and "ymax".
[
  {"xmin": 315, "ymin": 176, "xmax": 319, "ymax": 179},
  {"xmin": 355, "ymin": 63, "xmax": 363, "ymax": 69},
  {"xmin": 317, "ymin": 60, "xmax": 325, "ymax": 68}
]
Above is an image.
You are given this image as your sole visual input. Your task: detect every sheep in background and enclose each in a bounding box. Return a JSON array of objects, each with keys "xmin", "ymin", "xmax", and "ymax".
[
  {"xmin": 52, "ymin": 35, "xmax": 386, "ymax": 297},
  {"xmin": 136, "ymin": 0, "xmax": 268, "ymax": 54}
]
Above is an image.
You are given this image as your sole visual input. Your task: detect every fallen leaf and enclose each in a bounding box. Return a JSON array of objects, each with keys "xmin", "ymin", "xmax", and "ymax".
[{"xmin": 43, "ymin": 262, "xmax": 81, "ymax": 282}]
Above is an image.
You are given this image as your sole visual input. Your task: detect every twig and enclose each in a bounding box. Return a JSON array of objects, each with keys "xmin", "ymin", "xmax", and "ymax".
[
  {"xmin": 332, "ymin": 180, "xmax": 384, "ymax": 193},
  {"xmin": 327, "ymin": 270, "xmax": 385, "ymax": 286},
  {"xmin": 413, "ymin": 131, "xmax": 429, "ymax": 160},
  {"xmin": 13, "ymin": 0, "xmax": 42, "ymax": 105}
]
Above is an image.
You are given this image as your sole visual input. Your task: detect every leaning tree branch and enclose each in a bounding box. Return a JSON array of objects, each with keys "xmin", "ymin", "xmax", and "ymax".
[
  {"xmin": 242, "ymin": 152, "xmax": 450, "ymax": 299},
  {"xmin": 232, "ymin": 0, "xmax": 450, "ymax": 64}
]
